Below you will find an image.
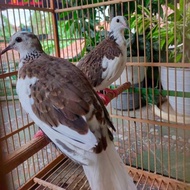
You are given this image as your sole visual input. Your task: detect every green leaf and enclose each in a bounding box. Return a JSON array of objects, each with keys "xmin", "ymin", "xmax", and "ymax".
[
  {"xmin": 160, "ymin": 38, "xmax": 166, "ymax": 50},
  {"xmin": 168, "ymin": 35, "xmax": 174, "ymax": 46},
  {"xmin": 179, "ymin": 0, "xmax": 184, "ymax": 13},
  {"xmin": 175, "ymin": 53, "xmax": 182, "ymax": 63}
]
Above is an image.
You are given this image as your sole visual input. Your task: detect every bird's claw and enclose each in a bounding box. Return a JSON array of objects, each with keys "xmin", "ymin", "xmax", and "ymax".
[
  {"xmin": 34, "ymin": 130, "xmax": 45, "ymax": 138},
  {"xmin": 97, "ymin": 92, "xmax": 111, "ymax": 106}
]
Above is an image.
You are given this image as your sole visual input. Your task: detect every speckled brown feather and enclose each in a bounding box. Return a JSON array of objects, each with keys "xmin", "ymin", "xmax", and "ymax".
[
  {"xmin": 19, "ymin": 53, "xmax": 115, "ymax": 152},
  {"xmin": 77, "ymin": 37, "xmax": 122, "ymax": 87},
  {"xmin": 1, "ymin": 29, "xmax": 137, "ymax": 190}
]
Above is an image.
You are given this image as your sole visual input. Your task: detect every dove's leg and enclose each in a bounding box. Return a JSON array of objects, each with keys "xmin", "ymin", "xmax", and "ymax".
[
  {"xmin": 103, "ymin": 88, "xmax": 120, "ymax": 97},
  {"xmin": 97, "ymin": 88, "xmax": 121, "ymax": 105},
  {"xmin": 97, "ymin": 92, "xmax": 112, "ymax": 106},
  {"xmin": 34, "ymin": 130, "xmax": 45, "ymax": 138}
]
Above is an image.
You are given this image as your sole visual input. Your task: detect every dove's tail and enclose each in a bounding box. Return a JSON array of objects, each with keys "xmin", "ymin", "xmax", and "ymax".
[{"xmin": 83, "ymin": 139, "xmax": 137, "ymax": 190}]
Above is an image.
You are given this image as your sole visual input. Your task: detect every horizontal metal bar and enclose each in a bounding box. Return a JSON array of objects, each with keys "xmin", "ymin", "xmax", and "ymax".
[
  {"xmin": 0, "ymin": 71, "xmax": 18, "ymax": 79},
  {"xmin": 0, "ymin": 122, "xmax": 35, "ymax": 141},
  {"xmin": 152, "ymin": 104, "xmax": 190, "ymax": 124},
  {"xmin": 55, "ymin": 0, "xmax": 135, "ymax": 13},
  {"xmin": 125, "ymin": 62, "xmax": 190, "ymax": 67},
  {"xmin": 0, "ymin": 3, "xmax": 54, "ymax": 12},
  {"xmin": 110, "ymin": 114, "xmax": 190, "ymax": 130}
]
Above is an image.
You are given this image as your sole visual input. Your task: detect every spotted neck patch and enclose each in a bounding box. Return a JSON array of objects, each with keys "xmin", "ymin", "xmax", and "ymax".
[{"xmin": 23, "ymin": 50, "xmax": 43, "ymax": 63}]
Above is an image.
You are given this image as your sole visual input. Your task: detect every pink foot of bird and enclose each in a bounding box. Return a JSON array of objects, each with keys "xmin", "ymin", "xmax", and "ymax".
[
  {"xmin": 104, "ymin": 88, "xmax": 120, "ymax": 96},
  {"xmin": 97, "ymin": 88, "xmax": 120, "ymax": 105},
  {"xmin": 97, "ymin": 92, "xmax": 112, "ymax": 106},
  {"xmin": 34, "ymin": 130, "xmax": 45, "ymax": 138}
]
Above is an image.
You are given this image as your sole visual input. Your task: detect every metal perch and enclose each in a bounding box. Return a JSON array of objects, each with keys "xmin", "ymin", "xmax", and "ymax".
[{"xmin": 101, "ymin": 82, "xmax": 131, "ymax": 105}]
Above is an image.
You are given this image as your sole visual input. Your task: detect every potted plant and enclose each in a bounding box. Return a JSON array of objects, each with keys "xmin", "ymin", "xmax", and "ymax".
[
  {"xmin": 159, "ymin": 0, "xmax": 190, "ymax": 116},
  {"xmin": 124, "ymin": 1, "xmax": 190, "ymax": 116}
]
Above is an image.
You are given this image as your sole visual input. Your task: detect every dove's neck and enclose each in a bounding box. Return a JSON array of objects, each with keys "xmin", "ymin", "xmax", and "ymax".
[
  {"xmin": 109, "ymin": 29, "xmax": 126, "ymax": 46},
  {"xmin": 19, "ymin": 49, "xmax": 43, "ymax": 69}
]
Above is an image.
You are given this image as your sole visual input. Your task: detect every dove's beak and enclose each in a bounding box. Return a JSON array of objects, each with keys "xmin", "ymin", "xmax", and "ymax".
[
  {"xmin": 124, "ymin": 22, "xmax": 130, "ymax": 30},
  {"xmin": 122, "ymin": 22, "xmax": 130, "ymax": 30},
  {"xmin": 126, "ymin": 25, "xmax": 130, "ymax": 30},
  {"xmin": 0, "ymin": 45, "xmax": 13, "ymax": 55}
]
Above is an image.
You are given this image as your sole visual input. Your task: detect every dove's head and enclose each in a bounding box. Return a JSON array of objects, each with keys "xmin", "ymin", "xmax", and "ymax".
[
  {"xmin": 110, "ymin": 16, "xmax": 129, "ymax": 32},
  {"xmin": 0, "ymin": 31, "xmax": 43, "ymax": 58}
]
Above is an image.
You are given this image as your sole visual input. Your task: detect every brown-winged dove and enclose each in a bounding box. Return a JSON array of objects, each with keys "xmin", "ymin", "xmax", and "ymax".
[
  {"xmin": 1, "ymin": 31, "xmax": 136, "ymax": 190},
  {"xmin": 77, "ymin": 16, "xmax": 129, "ymax": 105}
]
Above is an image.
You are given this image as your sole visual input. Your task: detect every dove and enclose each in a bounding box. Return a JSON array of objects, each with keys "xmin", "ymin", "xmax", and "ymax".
[
  {"xmin": 1, "ymin": 31, "xmax": 136, "ymax": 190},
  {"xmin": 77, "ymin": 16, "xmax": 129, "ymax": 105}
]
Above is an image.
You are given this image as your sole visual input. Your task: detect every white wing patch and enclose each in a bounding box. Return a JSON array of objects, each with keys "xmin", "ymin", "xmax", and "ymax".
[
  {"xmin": 16, "ymin": 76, "xmax": 38, "ymax": 111},
  {"xmin": 16, "ymin": 76, "xmax": 98, "ymax": 165},
  {"xmin": 97, "ymin": 55, "xmax": 126, "ymax": 90},
  {"xmin": 52, "ymin": 119, "xmax": 97, "ymax": 151}
]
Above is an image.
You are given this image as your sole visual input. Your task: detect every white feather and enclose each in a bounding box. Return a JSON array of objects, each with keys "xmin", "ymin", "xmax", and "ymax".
[
  {"xmin": 16, "ymin": 76, "xmax": 38, "ymax": 110},
  {"xmin": 83, "ymin": 138, "xmax": 137, "ymax": 190},
  {"xmin": 96, "ymin": 19, "xmax": 127, "ymax": 91},
  {"xmin": 17, "ymin": 76, "xmax": 137, "ymax": 189},
  {"xmin": 52, "ymin": 120, "xmax": 97, "ymax": 151},
  {"xmin": 16, "ymin": 77, "xmax": 98, "ymax": 165},
  {"xmin": 8, "ymin": 30, "xmax": 137, "ymax": 190},
  {"xmin": 96, "ymin": 54, "xmax": 126, "ymax": 90}
]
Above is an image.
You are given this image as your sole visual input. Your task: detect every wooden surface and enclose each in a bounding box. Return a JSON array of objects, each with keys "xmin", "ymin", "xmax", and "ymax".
[
  {"xmin": 20, "ymin": 155, "xmax": 190, "ymax": 190},
  {"xmin": 1, "ymin": 136, "xmax": 49, "ymax": 174},
  {"xmin": 0, "ymin": 141, "xmax": 9, "ymax": 190}
]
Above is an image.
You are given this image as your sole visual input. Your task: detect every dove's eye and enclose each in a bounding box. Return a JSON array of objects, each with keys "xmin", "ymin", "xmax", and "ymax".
[
  {"xmin": 15, "ymin": 37, "xmax": 22, "ymax": 43},
  {"xmin": 116, "ymin": 19, "xmax": 120, "ymax": 23}
]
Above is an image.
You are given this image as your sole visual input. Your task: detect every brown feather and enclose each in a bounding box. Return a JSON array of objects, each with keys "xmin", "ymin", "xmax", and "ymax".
[
  {"xmin": 77, "ymin": 37, "xmax": 122, "ymax": 88},
  {"xmin": 19, "ymin": 53, "xmax": 115, "ymax": 151}
]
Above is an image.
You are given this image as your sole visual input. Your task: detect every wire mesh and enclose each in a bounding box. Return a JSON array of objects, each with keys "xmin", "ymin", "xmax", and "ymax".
[
  {"xmin": 28, "ymin": 156, "xmax": 190, "ymax": 190},
  {"xmin": 0, "ymin": 0, "xmax": 61, "ymax": 188},
  {"xmin": 0, "ymin": 0, "xmax": 190, "ymax": 189}
]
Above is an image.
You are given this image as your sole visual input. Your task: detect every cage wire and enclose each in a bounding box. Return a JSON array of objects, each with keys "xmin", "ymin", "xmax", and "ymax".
[{"xmin": 0, "ymin": 0, "xmax": 190, "ymax": 189}]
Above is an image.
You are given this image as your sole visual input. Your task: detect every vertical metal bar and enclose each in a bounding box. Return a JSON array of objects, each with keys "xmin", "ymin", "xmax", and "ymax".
[
  {"xmin": 50, "ymin": 0, "xmax": 60, "ymax": 57},
  {"xmin": 183, "ymin": 129, "xmax": 186, "ymax": 182}
]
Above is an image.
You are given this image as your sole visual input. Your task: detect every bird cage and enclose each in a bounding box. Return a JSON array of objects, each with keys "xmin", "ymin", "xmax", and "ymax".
[{"xmin": 0, "ymin": 0, "xmax": 190, "ymax": 189}]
